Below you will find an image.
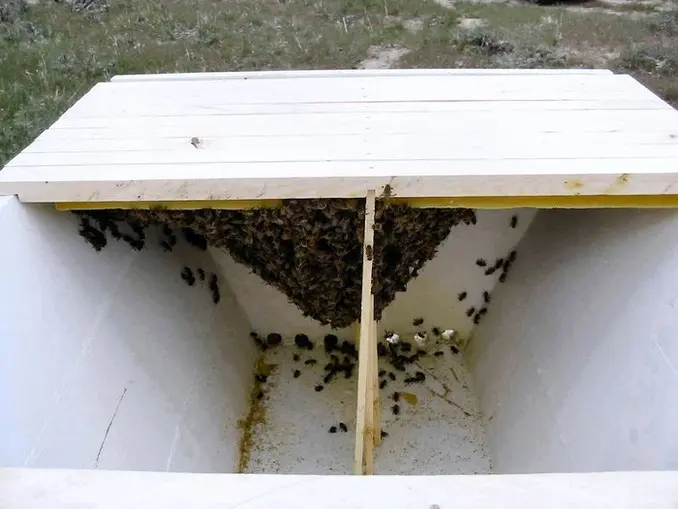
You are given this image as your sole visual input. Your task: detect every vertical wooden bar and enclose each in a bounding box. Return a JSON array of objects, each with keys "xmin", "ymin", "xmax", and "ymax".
[{"xmin": 354, "ymin": 189, "xmax": 376, "ymax": 475}]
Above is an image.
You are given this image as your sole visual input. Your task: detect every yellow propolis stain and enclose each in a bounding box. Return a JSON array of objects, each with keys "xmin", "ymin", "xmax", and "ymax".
[
  {"xmin": 564, "ymin": 179, "xmax": 584, "ymax": 190},
  {"xmin": 604, "ymin": 173, "xmax": 631, "ymax": 194},
  {"xmin": 400, "ymin": 392, "xmax": 418, "ymax": 406},
  {"xmin": 236, "ymin": 358, "xmax": 276, "ymax": 473}
]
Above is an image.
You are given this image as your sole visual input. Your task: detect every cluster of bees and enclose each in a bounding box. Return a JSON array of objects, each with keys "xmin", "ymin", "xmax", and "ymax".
[
  {"xmin": 455, "ymin": 214, "xmax": 520, "ymax": 326},
  {"xmin": 250, "ymin": 331, "xmax": 359, "ymax": 394},
  {"xmin": 179, "ymin": 266, "xmax": 221, "ymax": 304},
  {"xmin": 249, "ymin": 313, "xmax": 464, "ymax": 441},
  {"xmin": 76, "ymin": 210, "xmax": 145, "ymax": 252},
  {"xmin": 74, "ymin": 200, "xmax": 476, "ymax": 330}
]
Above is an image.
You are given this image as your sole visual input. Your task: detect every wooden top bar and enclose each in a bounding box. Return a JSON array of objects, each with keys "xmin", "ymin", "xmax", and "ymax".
[{"xmin": 1, "ymin": 69, "xmax": 677, "ymax": 205}]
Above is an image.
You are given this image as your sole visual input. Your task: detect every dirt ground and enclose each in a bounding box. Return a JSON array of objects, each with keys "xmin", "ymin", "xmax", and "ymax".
[{"xmin": 0, "ymin": 0, "xmax": 677, "ymax": 167}]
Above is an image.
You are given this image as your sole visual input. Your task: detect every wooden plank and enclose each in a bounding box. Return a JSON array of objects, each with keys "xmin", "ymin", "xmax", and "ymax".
[
  {"xmin": 33, "ymin": 109, "xmax": 678, "ymax": 140},
  {"xmin": 53, "ymin": 200, "xmax": 283, "ymax": 211},
  {"xmin": 63, "ymin": 75, "xmax": 657, "ymax": 118},
  {"xmin": 46, "ymin": 100, "xmax": 671, "ymax": 128},
  {"xmin": 354, "ymin": 189, "xmax": 376, "ymax": 475},
  {"xmin": 4, "ymin": 158, "xmax": 678, "ymax": 204},
  {"xmin": 2, "ymin": 469, "xmax": 678, "ymax": 508},
  {"xmin": 22, "ymin": 130, "xmax": 678, "ymax": 157},
  {"xmin": 3, "ymin": 72, "xmax": 677, "ymax": 204},
  {"xmin": 110, "ymin": 68, "xmax": 613, "ymax": 82}
]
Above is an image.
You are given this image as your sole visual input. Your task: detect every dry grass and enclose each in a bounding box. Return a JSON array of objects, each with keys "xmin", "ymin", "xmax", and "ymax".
[{"xmin": 1, "ymin": 0, "xmax": 677, "ymax": 167}]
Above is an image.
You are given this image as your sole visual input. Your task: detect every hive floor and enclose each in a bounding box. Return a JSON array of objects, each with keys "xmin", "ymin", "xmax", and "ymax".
[{"xmin": 244, "ymin": 337, "xmax": 491, "ymax": 475}]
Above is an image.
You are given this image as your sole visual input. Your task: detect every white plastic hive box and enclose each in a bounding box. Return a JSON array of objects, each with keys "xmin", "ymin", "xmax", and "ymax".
[{"xmin": 1, "ymin": 69, "xmax": 678, "ymax": 477}]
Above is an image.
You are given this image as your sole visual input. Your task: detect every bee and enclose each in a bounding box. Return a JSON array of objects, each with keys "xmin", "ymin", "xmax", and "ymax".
[
  {"xmin": 434, "ymin": 351, "xmax": 444, "ymax": 357},
  {"xmin": 341, "ymin": 340, "xmax": 357, "ymax": 358},
  {"xmin": 379, "ymin": 379, "xmax": 387, "ymax": 389},
  {"xmin": 314, "ymin": 384, "xmax": 324, "ymax": 392},
  {"xmin": 323, "ymin": 371, "xmax": 336, "ymax": 384},
  {"xmin": 432, "ymin": 327, "xmax": 440, "ymax": 336},
  {"xmin": 339, "ymin": 422, "xmax": 348, "ymax": 432},
  {"xmin": 382, "ymin": 184, "xmax": 393, "ymax": 198},
  {"xmin": 123, "ymin": 234, "xmax": 144, "ymax": 251},
  {"xmin": 499, "ymin": 273, "xmax": 507, "ymax": 283},
  {"xmin": 304, "ymin": 359, "xmax": 317, "ymax": 366},
  {"xmin": 160, "ymin": 240, "xmax": 172, "ymax": 252},
  {"xmin": 255, "ymin": 374, "xmax": 268, "ymax": 383},
  {"xmin": 485, "ymin": 267, "xmax": 496, "ymax": 276},
  {"xmin": 256, "ymin": 391, "xmax": 264, "ymax": 400},
  {"xmin": 208, "ymin": 273, "xmax": 220, "ymax": 303},
  {"xmin": 388, "ymin": 372, "xmax": 396, "ymax": 381},
  {"xmin": 473, "ymin": 314, "xmax": 481, "ymax": 325},
  {"xmin": 212, "ymin": 289, "xmax": 221, "ymax": 305},
  {"xmin": 293, "ymin": 370, "xmax": 301, "ymax": 378},
  {"xmin": 508, "ymin": 250, "xmax": 517, "ymax": 263},
  {"xmin": 324, "ymin": 334, "xmax": 338, "ymax": 353},
  {"xmin": 450, "ymin": 344, "xmax": 460, "ymax": 354},
  {"xmin": 392, "ymin": 404, "xmax": 400, "ymax": 415},
  {"xmin": 329, "ymin": 426, "xmax": 337, "ymax": 434},
  {"xmin": 294, "ymin": 334, "xmax": 311, "ymax": 349},
  {"xmin": 190, "ymin": 136, "xmax": 201, "ymax": 148},
  {"xmin": 415, "ymin": 371, "xmax": 425, "ymax": 382},
  {"xmin": 391, "ymin": 358, "xmax": 406, "ymax": 372},
  {"xmin": 413, "ymin": 317, "xmax": 424, "ymax": 326},
  {"xmin": 457, "ymin": 291, "xmax": 467, "ymax": 301},
  {"xmin": 377, "ymin": 343, "xmax": 387, "ymax": 357},
  {"xmin": 293, "ymin": 354, "xmax": 300, "ymax": 362},
  {"xmin": 483, "ymin": 291, "xmax": 490, "ymax": 303},
  {"xmin": 365, "ymin": 245, "xmax": 373, "ymax": 261},
  {"xmin": 379, "ymin": 369, "xmax": 386, "ymax": 377},
  {"xmin": 182, "ymin": 228, "xmax": 207, "ymax": 251},
  {"xmin": 466, "ymin": 307, "xmax": 475, "ymax": 317},
  {"xmin": 197, "ymin": 268, "xmax": 205, "ymax": 281},
  {"xmin": 393, "ymin": 392, "xmax": 400, "ymax": 402},
  {"xmin": 510, "ymin": 215, "xmax": 518, "ymax": 228},
  {"xmin": 180, "ymin": 267, "xmax": 196, "ymax": 286},
  {"xmin": 494, "ymin": 258, "xmax": 504, "ymax": 270},
  {"xmin": 381, "ymin": 430, "xmax": 389, "ymax": 438},
  {"xmin": 479, "ymin": 307, "xmax": 488, "ymax": 315},
  {"xmin": 476, "ymin": 258, "xmax": 487, "ymax": 267},
  {"xmin": 266, "ymin": 333, "xmax": 282, "ymax": 347}
]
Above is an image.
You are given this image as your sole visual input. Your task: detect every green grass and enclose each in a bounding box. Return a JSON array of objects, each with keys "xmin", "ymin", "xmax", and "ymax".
[{"xmin": 1, "ymin": 0, "xmax": 677, "ymax": 167}]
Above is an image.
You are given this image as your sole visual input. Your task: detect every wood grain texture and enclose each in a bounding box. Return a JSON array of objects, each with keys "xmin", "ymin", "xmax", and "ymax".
[
  {"xmin": 2, "ymin": 70, "xmax": 678, "ymax": 203},
  {"xmin": 354, "ymin": 190, "xmax": 376, "ymax": 475}
]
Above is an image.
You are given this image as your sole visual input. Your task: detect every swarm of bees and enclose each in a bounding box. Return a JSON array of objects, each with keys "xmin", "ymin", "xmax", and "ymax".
[{"xmin": 74, "ymin": 199, "xmax": 475, "ymax": 329}]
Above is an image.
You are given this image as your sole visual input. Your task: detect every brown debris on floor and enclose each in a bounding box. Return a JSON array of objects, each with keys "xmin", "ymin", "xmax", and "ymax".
[{"xmin": 75, "ymin": 199, "xmax": 475, "ymax": 328}]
